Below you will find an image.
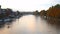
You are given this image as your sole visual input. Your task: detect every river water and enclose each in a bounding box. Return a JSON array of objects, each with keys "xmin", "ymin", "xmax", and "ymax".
[{"xmin": 0, "ymin": 15, "xmax": 60, "ymax": 34}]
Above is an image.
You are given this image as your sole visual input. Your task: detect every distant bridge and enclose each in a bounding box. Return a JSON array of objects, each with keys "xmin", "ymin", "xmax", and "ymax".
[{"xmin": 20, "ymin": 12, "xmax": 34, "ymax": 15}]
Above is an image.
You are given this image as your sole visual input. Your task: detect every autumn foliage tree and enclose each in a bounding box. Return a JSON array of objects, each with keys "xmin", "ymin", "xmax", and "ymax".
[
  {"xmin": 46, "ymin": 4, "xmax": 60, "ymax": 18},
  {"xmin": 40, "ymin": 10, "xmax": 46, "ymax": 16}
]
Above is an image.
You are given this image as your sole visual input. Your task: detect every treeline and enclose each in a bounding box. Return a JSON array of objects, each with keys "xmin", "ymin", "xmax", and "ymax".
[{"xmin": 40, "ymin": 4, "xmax": 60, "ymax": 19}]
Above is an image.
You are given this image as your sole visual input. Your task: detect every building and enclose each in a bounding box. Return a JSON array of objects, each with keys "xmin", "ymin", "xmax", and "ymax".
[{"xmin": 0, "ymin": 5, "xmax": 1, "ymax": 14}]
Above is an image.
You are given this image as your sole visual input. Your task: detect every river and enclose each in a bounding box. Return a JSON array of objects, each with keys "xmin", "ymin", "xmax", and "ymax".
[{"xmin": 0, "ymin": 15, "xmax": 60, "ymax": 34}]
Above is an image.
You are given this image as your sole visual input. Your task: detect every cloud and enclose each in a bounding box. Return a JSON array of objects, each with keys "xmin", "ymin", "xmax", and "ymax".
[{"xmin": 0, "ymin": 0, "xmax": 60, "ymax": 11}]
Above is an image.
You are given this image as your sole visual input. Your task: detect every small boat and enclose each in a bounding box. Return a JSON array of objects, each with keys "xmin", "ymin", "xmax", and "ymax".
[
  {"xmin": 0, "ymin": 19, "xmax": 4, "ymax": 22},
  {"xmin": 3, "ymin": 18, "xmax": 12, "ymax": 22}
]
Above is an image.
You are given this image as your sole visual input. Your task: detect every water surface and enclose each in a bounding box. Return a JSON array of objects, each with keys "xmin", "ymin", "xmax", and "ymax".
[{"xmin": 0, "ymin": 15, "xmax": 60, "ymax": 34}]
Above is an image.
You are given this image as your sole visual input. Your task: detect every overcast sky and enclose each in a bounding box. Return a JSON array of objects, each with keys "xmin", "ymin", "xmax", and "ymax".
[{"xmin": 0, "ymin": 0, "xmax": 60, "ymax": 12}]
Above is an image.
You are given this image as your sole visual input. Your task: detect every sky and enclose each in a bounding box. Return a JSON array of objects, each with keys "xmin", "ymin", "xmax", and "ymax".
[{"xmin": 0, "ymin": 0, "xmax": 60, "ymax": 12}]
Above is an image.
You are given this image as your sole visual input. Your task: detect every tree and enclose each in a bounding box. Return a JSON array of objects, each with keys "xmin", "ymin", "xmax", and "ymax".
[
  {"xmin": 40, "ymin": 10, "xmax": 46, "ymax": 16},
  {"xmin": 6, "ymin": 8, "xmax": 13, "ymax": 16},
  {"xmin": 46, "ymin": 4, "xmax": 60, "ymax": 18},
  {"xmin": 33, "ymin": 10, "xmax": 39, "ymax": 15}
]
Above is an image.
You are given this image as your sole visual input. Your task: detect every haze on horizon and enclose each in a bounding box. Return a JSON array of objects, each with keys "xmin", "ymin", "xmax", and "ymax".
[{"xmin": 0, "ymin": 0, "xmax": 60, "ymax": 12}]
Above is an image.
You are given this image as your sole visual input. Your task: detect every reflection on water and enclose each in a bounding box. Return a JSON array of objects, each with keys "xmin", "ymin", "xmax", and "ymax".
[{"xmin": 0, "ymin": 15, "xmax": 60, "ymax": 34}]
